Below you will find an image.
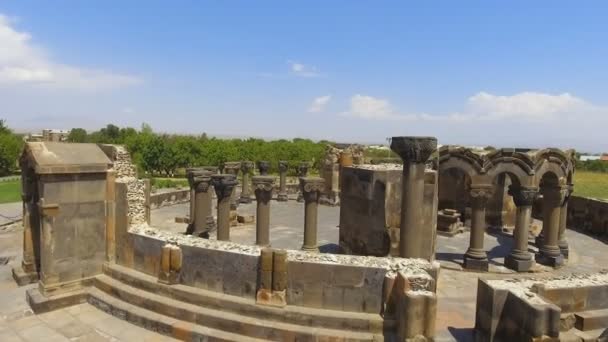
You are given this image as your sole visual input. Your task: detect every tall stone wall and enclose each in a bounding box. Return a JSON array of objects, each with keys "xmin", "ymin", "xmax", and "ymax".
[{"xmin": 100, "ymin": 144, "xmax": 149, "ymax": 226}]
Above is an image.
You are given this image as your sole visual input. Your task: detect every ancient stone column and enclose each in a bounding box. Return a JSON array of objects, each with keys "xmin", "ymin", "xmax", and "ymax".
[
  {"xmin": 253, "ymin": 176, "xmax": 275, "ymax": 246},
  {"xmin": 300, "ymin": 177, "xmax": 325, "ymax": 252},
  {"xmin": 505, "ymin": 186, "xmax": 537, "ymax": 272},
  {"xmin": 296, "ymin": 162, "xmax": 310, "ymax": 203},
  {"xmin": 211, "ymin": 174, "xmax": 238, "ymax": 241},
  {"xmin": 257, "ymin": 161, "xmax": 270, "ymax": 176},
  {"xmin": 558, "ymin": 184, "xmax": 573, "ymax": 258},
  {"xmin": 240, "ymin": 161, "xmax": 254, "ymax": 204},
  {"xmin": 538, "ymin": 185, "xmax": 567, "ymax": 267},
  {"xmin": 277, "ymin": 161, "xmax": 289, "ymax": 202},
  {"xmin": 390, "ymin": 136, "xmax": 437, "ymax": 259},
  {"xmin": 188, "ymin": 169, "xmax": 214, "ymax": 237},
  {"xmin": 223, "ymin": 162, "xmax": 241, "ymax": 210},
  {"xmin": 463, "ymin": 185, "xmax": 493, "ymax": 271}
]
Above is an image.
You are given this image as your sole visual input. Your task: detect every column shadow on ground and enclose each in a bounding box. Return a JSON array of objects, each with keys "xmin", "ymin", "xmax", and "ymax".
[{"xmin": 447, "ymin": 327, "xmax": 474, "ymax": 342}]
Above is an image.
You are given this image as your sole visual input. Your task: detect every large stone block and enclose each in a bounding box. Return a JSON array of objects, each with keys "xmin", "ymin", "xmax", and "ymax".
[{"xmin": 339, "ymin": 165, "xmax": 438, "ymax": 259}]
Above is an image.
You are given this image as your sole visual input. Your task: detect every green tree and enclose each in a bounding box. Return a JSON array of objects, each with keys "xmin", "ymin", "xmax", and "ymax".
[
  {"xmin": 67, "ymin": 128, "xmax": 87, "ymax": 143},
  {"xmin": 0, "ymin": 120, "xmax": 23, "ymax": 176}
]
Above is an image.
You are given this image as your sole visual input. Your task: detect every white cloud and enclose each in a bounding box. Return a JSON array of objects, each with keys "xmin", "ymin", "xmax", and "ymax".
[
  {"xmin": 466, "ymin": 92, "xmax": 590, "ymax": 121},
  {"xmin": 288, "ymin": 60, "xmax": 321, "ymax": 78},
  {"xmin": 308, "ymin": 95, "xmax": 331, "ymax": 113},
  {"xmin": 0, "ymin": 14, "xmax": 140, "ymax": 91},
  {"xmin": 343, "ymin": 91, "xmax": 604, "ymax": 123},
  {"xmin": 343, "ymin": 94, "xmax": 418, "ymax": 120}
]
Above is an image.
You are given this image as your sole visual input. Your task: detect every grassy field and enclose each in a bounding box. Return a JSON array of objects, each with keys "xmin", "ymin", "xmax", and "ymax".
[
  {"xmin": 0, "ymin": 180, "xmax": 21, "ymax": 204},
  {"xmin": 573, "ymin": 171, "xmax": 608, "ymax": 200}
]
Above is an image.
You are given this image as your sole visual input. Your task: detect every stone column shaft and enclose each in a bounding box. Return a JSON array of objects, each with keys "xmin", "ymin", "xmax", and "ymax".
[
  {"xmin": 300, "ymin": 177, "xmax": 324, "ymax": 252},
  {"xmin": 538, "ymin": 186, "xmax": 566, "ymax": 267},
  {"xmin": 253, "ymin": 176, "xmax": 274, "ymax": 246},
  {"xmin": 212, "ymin": 174, "xmax": 238, "ymax": 241},
  {"xmin": 464, "ymin": 186, "xmax": 492, "ymax": 271},
  {"xmin": 240, "ymin": 161, "xmax": 254, "ymax": 203},
  {"xmin": 505, "ymin": 186, "xmax": 537, "ymax": 272},
  {"xmin": 223, "ymin": 162, "xmax": 241, "ymax": 210},
  {"xmin": 558, "ymin": 185, "xmax": 573, "ymax": 257},
  {"xmin": 277, "ymin": 161, "xmax": 288, "ymax": 201},
  {"xmin": 389, "ymin": 136, "xmax": 437, "ymax": 259}
]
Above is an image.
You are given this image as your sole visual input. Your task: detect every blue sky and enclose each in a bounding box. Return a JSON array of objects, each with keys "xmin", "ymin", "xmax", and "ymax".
[{"xmin": 1, "ymin": 1, "xmax": 607, "ymax": 152}]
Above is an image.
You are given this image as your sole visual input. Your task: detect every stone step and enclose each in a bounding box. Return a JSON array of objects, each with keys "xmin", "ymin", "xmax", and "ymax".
[
  {"xmin": 88, "ymin": 287, "xmax": 265, "ymax": 342},
  {"xmin": 93, "ymin": 274, "xmax": 382, "ymax": 341},
  {"xmin": 574, "ymin": 308, "xmax": 608, "ymax": 331},
  {"xmin": 103, "ymin": 263, "xmax": 386, "ymax": 334}
]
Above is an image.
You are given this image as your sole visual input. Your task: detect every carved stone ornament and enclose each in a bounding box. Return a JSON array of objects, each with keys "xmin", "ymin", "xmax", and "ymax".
[
  {"xmin": 508, "ymin": 186, "xmax": 538, "ymax": 207},
  {"xmin": 469, "ymin": 184, "xmax": 493, "ymax": 207},
  {"xmin": 187, "ymin": 169, "xmax": 210, "ymax": 188},
  {"xmin": 211, "ymin": 174, "xmax": 238, "ymax": 200},
  {"xmin": 192, "ymin": 174, "xmax": 212, "ymax": 193},
  {"xmin": 390, "ymin": 136, "xmax": 437, "ymax": 163},
  {"xmin": 223, "ymin": 162, "xmax": 241, "ymax": 175},
  {"xmin": 300, "ymin": 177, "xmax": 325, "ymax": 202},
  {"xmin": 252, "ymin": 176, "xmax": 275, "ymax": 192},
  {"xmin": 241, "ymin": 161, "xmax": 254, "ymax": 173},
  {"xmin": 253, "ymin": 176, "xmax": 275, "ymax": 203},
  {"xmin": 297, "ymin": 162, "xmax": 310, "ymax": 177},
  {"xmin": 257, "ymin": 161, "xmax": 270, "ymax": 175},
  {"xmin": 278, "ymin": 160, "xmax": 289, "ymax": 173}
]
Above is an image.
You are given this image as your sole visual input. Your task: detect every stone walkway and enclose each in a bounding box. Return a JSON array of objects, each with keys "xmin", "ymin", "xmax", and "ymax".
[{"xmin": 1, "ymin": 200, "xmax": 607, "ymax": 341}]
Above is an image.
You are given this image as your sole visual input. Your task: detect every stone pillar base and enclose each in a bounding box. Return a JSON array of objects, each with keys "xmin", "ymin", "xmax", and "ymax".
[
  {"xmin": 504, "ymin": 255, "xmax": 534, "ymax": 272},
  {"xmin": 301, "ymin": 245, "xmax": 319, "ymax": 252},
  {"xmin": 536, "ymin": 253, "xmax": 564, "ymax": 267},
  {"xmin": 463, "ymin": 256, "xmax": 489, "ymax": 272},
  {"xmin": 558, "ymin": 242, "xmax": 569, "ymax": 259},
  {"xmin": 277, "ymin": 193, "xmax": 288, "ymax": 202},
  {"xmin": 158, "ymin": 271, "xmax": 180, "ymax": 285},
  {"xmin": 256, "ymin": 289, "xmax": 286, "ymax": 307},
  {"xmin": 12, "ymin": 266, "xmax": 39, "ymax": 286}
]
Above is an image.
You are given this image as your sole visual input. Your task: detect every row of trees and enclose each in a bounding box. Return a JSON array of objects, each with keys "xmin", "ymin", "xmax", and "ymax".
[
  {"xmin": 0, "ymin": 120, "xmax": 23, "ymax": 176},
  {"xmin": 576, "ymin": 159, "xmax": 608, "ymax": 173},
  {"xmin": 69, "ymin": 124, "xmax": 329, "ymax": 176}
]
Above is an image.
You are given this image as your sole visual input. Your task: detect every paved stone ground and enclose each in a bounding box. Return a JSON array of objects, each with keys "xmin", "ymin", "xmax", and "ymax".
[
  {"xmin": 1, "ymin": 200, "xmax": 607, "ymax": 341},
  {"xmin": 0, "ymin": 202, "xmax": 22, "ymax": 226}
]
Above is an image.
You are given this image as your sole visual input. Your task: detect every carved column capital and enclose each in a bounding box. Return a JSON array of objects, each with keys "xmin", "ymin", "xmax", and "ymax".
[
  {"xmin": 541, "ymin": 185, "xmax": 568, "ymax": 207},
  {"xmin": 211, "ymin": 174, "xmax": 238, "ymax": 201},
  {"xmin": 257, "ymin": 161, "xmax": 270, "ymax": 175},
  {"xmin": 278, "ymin": 160, "xmax": 289, "ymax": 173},
  {"xmin": 297, "ymin": 162, "xmax": 310, "ymax": 177},
  {"xmin": 223, "ymin": 162, "xmax": 241, "ymax": 176},
  {"xmin": 192, "ymin": 173, "xmax": 213, "ymax": 193},
  {"xmin": 201, "ymin": 166, "xmax": 219, "ymax": 174},
  {"xmin": 252, "ymin": 176, "xmax": 275, "ymax": 204},
  {"xmin": 187, "ymin": 169, "xmax": 211, "ymax": 190},
  {"xmin": 508, "ymin": 186, "xmax": 538, "ymax": 207},
  {"xmin": 241, "ymin": 161, "xmax": 254, "ymax": 174},
  {"xmin": 390, "ymin": 136, "xmax": 437, "ymax": 163},
  {"xmin": 469, "ymin": 184, "xmax": 493, "ymax": 207},
  {"xmin": 300, "ymin": 177, "xmax": 325, "ymax": 202}
]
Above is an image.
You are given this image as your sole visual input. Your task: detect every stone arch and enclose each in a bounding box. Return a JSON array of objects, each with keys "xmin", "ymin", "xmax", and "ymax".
[
  {"xmin": 534, "ymin": 148, "xmax": 570, "ymax": 186},
  {"xmin": 484, "ymin": 149, "xmax": 536, "ymax": 188}
]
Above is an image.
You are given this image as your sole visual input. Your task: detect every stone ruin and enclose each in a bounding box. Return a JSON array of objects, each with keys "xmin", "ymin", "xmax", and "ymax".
[{"xmin": 9, "ymin": 137, "xmax": 608, "ymax": 341}]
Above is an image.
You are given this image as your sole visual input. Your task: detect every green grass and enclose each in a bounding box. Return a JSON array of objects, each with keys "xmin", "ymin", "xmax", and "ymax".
[
  {"xmin": 573, "ymin": 171, "xmax": 608, "ymax": 200},
  {"xmin": 0, "ymin": 180, "xmax": 21, "ymax": 204}
]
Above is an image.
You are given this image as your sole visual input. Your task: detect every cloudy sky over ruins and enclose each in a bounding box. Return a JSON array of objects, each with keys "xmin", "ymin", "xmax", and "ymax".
[{"xmin": 0, "ymin": 1, "xmax": 607, "ymax": 151}]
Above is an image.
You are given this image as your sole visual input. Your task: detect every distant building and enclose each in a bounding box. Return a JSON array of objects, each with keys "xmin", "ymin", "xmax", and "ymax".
[
  {"xmin": 42, "ymin": 129, "xmax": 70, "ymax": 142},
  {"xmin": 580, "ymin": 155, "xmax": 601, "ymax": 161},
  {"xmin": 25, "ymin": 129, "xmax": 70, "ymax": 142}
]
